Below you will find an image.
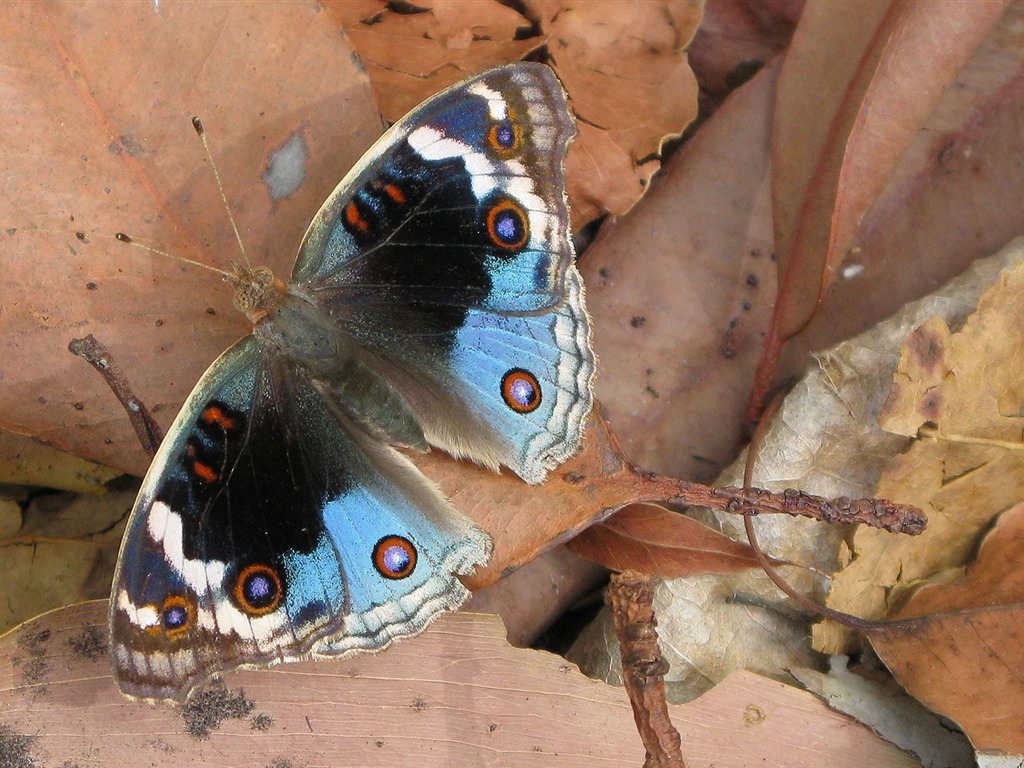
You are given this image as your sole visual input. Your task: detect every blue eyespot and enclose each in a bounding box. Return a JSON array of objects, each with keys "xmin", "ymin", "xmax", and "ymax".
[
  {"xmin": 501, "ymin": 368, "xmax": 541, "ymax": 413},
  {"xmin": 373, "ymin": 535, "xmax": 417, "ymax": 579},
  {"xmin": 233, "ymin": 563, "xmax": 283, "ymax": 615},
  {"xmin": 488, "ymin": 121, "xmax": 520, "ymax": 151},
  {"xmin": 160, "ymin": 595, "xmax": 192, "ymax": 636},
  {"xmin": 486, "ymin": 199, "xmax": 529, "ymax": 250}
]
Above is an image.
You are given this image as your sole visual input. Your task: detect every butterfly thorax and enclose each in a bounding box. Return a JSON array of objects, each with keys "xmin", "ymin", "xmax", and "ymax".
[
  {"xmin": 231, "ymin": 267, "xmax": 429, "ymax": 452},
  {"xmin": 227, "ymin": 263, "xmax": 288, "ymax": 325}
]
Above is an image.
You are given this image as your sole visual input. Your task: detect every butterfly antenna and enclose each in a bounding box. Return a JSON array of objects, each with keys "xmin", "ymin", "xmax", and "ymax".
[
  {"xmin": 192, "ymin": 116, "xmax": 251, "ymax": 269},
  {"xmin": 114, "ymin": 232, "xmax": 234, "ymax": 279}
]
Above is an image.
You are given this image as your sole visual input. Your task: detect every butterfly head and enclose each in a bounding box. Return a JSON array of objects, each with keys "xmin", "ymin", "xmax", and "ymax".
[{"xmin": 227, "ymin": 263, "xmax": 287, "ymax": 325}]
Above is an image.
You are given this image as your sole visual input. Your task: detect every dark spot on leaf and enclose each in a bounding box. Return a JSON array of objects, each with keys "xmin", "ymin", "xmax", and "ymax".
[
  {"xmin": 250, "ymin": 713, "xmax": 274, "ymax": 731},
  {"xmin": 67, "ymin": 625, "xmax": 106, "ymax": 661},
  {"xmin": 17, "ymin": 628, "xmax": 50, "ymax": 653},
  {"xmin": 0, "ymin": 724, "xmax": 36, "ymax": 768},
  {"xmin": 920, "ymin": 387, "xmax": 942, "ymax": 421},
  {"xmin": 22, "ymin": 658, "xmax": 49, "ymax": 685},
  {"xmin": 144, "ymin": 738, "xmax": 176, "ymax": 754},
  {"xmin": 119, "ymin": 133, "xmax": 144, "ymax": 157},
  {"xmin": 907, "ymin": 324, "xmax": 945, "ymax": 374},
  {"xmin": 181, "ymin": 683, "xmax": 256, "ymax": 740}
]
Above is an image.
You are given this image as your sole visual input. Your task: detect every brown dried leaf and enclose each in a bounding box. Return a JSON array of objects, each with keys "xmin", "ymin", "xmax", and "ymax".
[
  {"xmin": 753, "ymin": 0, "xmax": 1011, "ymax": 412},
  {"xmin": 868, "ymin": 506, "xmax": 1024, "ymax": 753},
  {"xmin": 687, "ymin": 0, "xmax": 802, "ymax": 112},
  {"xmin": 870, "ymin": 606, "xmax": 1024, "ymax": 755},
  {"xmin": 567, "ymin": 502, "xmax": 764, "ymax": 577},
  {"xmin": 815, "ymin": 261, "xmax": 1024, "ymax": 653},
  {"xmin": 326, "ymin": 0, "xmax": 539, "ymax": 119},
  {"xmin": 0, "ymin": 429, "xmax": 120, "ymax": 493},
  {"xmin": 897, "ymin": 502, "xmax": 1024, "ymax": 616},
  {"xmin": 581, "ymin": 60, "xmax": 778, "ymax": 482},
  {"xmin": 0, "ymin": 1, "xmax": 382, "ymax": 479},
  {"xmin": 881, "ymin": 264, "xmax": 1024, "ymax": 443},
  {"xmin": 773, "ymin": 0, "xmax": 1006, "ymax": 337},
  {"xmin": 539, "ymin": 0, "xmax": 702, "ymax": 219},
  {"xmin": 331, "ymin": 0, "xmax": 701, "ymax": 221},
  {"xmin": 794, "ymin": 3, "xmax": 1024, "ymax": 364},
  {"xmin": 0, "ymin": 488, "xmax": 132, "ymax": 634},
  {"xmin": 0, "ymin": 601, "xmax": 923, "ymax": 767}
]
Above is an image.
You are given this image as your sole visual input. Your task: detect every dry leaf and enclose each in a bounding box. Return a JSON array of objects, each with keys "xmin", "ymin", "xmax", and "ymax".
[
  {"xmin": 0, "ymin": 487, "xmax": 133, "ymax": 634},
  {"xmin": 792, "ymin": 656, "xmax": 974, "ymax": 767},
  {"xmin": 327, "ymin": 0, "xmax": 539, "ymax": 120},
  {"xmin": 581, "ymin": 58, "xmax": 778, "ymax": 483},
  {"xmin": 574, "ymin": 239, "xmax": 1024, "ymax": 703},
  {"xmin": 796, "ymin": 2, "xmax": 1024, "ymax": 364},
  {"xmin": 540, "ymin": 0, "xmax": 702, "ymax": 218},
  {"xmin": 818, "ymin": 259, "xmax": 1024, "ymax": 652},
  {"xmin": 567, "ymin": 502, "xmax": 764, "ymax": 577},
  {"xmin": 0, "ymin": 429, "xmax": 120, "ymax": 493},
  {"xmin": 0, "ymin": 601, "xmax": 921, "ymax": 767},
  {"xmin": 421, "ymin": 410, "xmax": 856, "ymax": 588},
  {"xmin": 687, "ymin": 0, "xmax": 802, "ymax": 112},
  {"xmin": 866, "ymin": 504, "xmax": 1024, "ymax": 755},
  {"xmin": 751, "ymin": 0, "xmax": 1009, "ymax": 410},
  {"xmin": 0, "ymin": 1, "xmax": 383, "ymax": 479},
  {"xmin": 870, "ymin": 606, "xmax": 1024, "ymax": 755},
  {"xmin": 896, "ymin": 502, "xmax": 1024, "ymax": 615}
]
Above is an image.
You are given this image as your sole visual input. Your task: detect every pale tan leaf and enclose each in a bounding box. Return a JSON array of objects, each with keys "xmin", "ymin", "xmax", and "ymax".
[{"xmin": 0, "ymin": 602, "xmax": 920, "ymax": 767}]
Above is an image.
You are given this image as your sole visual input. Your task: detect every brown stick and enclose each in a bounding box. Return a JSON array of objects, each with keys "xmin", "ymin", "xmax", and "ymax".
[
  {"xmin": 68, "ymin": 334, "xmax": 163, "ymax": 458},
  {"xmin": 606, "ymin": 571, "xmax": 685, "ymax": 768}
]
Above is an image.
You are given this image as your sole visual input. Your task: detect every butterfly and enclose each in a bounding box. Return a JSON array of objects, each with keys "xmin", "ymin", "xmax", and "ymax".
[{"xmin": 108, "ymin": 62, "xmax": 595, "ymax": 703}]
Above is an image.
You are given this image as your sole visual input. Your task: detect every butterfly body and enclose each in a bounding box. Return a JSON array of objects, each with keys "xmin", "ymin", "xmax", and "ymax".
[{"xmin": 109, "ymin": 63, "xmax": 594, "ymax": 703}]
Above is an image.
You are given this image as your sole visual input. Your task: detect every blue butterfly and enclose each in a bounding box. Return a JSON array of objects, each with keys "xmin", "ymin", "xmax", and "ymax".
[{"xmin": 108, "ymin": 63, "xmax": 595, "ymax": 703}]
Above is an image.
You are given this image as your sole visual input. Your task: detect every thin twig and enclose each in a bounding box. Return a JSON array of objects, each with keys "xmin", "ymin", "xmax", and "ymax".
[{"xmin": 68, "ymin": 334, "xmax": 163, "ymax": 458}]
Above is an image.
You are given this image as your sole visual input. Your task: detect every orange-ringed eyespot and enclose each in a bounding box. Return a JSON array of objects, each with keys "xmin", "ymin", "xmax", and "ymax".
[
  {"xmin": 486, "ymin": 199, "xmax": 529, "ymax": 250},
  {"xmin": 160, "ymin": 595, "xmax": 192, "ymax": 636},
  {"xmin": 233, "ymin": 563, "xmax": 283, "ymax": 615},
  {"xmin": 501, "ymin": 368, "xmax": 541, "ymax": 413},
  {"xmin": 373, "ymin": 535, "xmax": 417, "ymax": 580},
  {"xmin": 488, "ymin": 121, "xmax": 520, "ymax": 152}
]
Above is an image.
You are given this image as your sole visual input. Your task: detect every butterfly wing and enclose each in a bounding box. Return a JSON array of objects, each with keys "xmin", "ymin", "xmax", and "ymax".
[
  {"xmin": 294, "ymin": 63, "xmax": 594, "ymax": 483},
  {"xmin": 109, "ymin": 336, "xmax": 489, "ymax": 702}
]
